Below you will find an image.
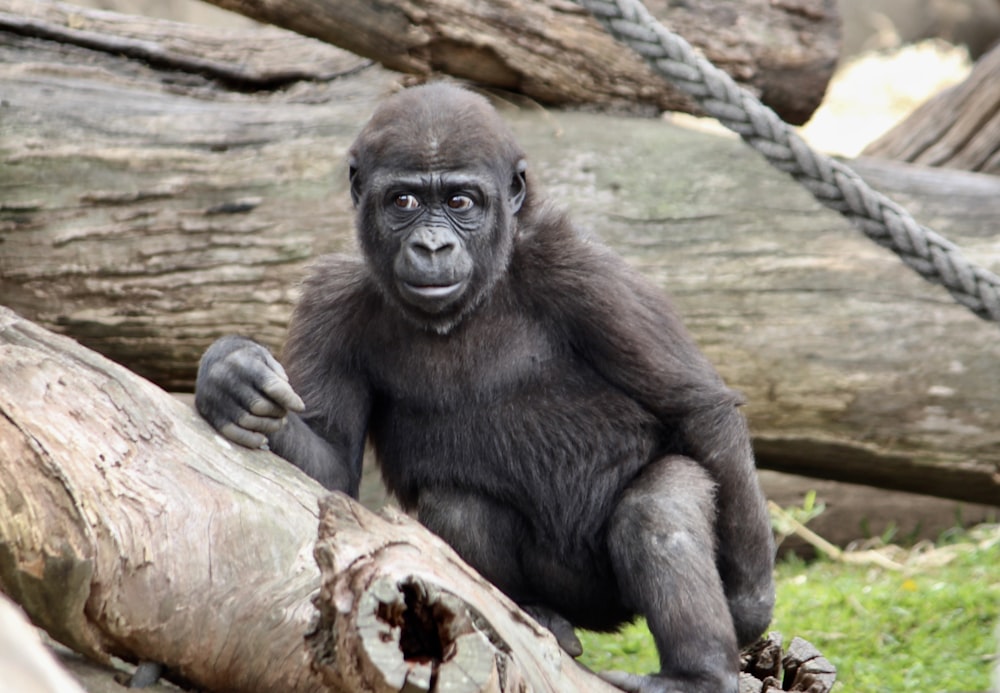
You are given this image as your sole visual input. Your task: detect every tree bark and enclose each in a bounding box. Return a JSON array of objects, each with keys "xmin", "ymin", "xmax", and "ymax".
[
  {"xmin": 862, "ymin": 41, "xmax": 1000, "ymax": 175},
  {"xmin": 0, "ymin": 307, "xmax": 326, "ymax": 692},
  {"xmin": 1, "ymin": 3, "xmax": 998, "ymax": 505},
  {"xmin": 0, "ymin": 305, "xmax": 622, "ymax": 693},
  {"xmin": 197, "ymin": 0, "xmax": 839, "ymax": 124}
]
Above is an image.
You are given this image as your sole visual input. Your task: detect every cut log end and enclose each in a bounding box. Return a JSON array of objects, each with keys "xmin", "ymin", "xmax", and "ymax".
[{"xmin": 309, "ymin": 495, "xmax": 528, "ymax": 692}]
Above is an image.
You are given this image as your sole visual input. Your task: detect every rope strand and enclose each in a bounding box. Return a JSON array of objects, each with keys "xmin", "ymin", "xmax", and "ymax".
[{"xmin": 576, "ymin": 0, "xmax": 1000, "ymax": 323}]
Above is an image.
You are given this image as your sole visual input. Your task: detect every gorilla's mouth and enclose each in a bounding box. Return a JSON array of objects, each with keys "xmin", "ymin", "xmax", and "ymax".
[
  {"xmin": 403, "ymin": 282, "xmax": 465, "ymax": 299},
  {"xmin": 398, "ymin": 280, "xmax": 469, "ymax": 312}
]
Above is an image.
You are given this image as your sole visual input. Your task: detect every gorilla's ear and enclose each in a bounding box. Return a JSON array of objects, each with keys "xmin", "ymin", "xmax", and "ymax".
[
  {"xmin": 348, "ymin": 156, "xmax": 361, "ymax": 208},
  {"xmin": 510, "ymin": 159, "xmax": 528, "ymax": 214}
]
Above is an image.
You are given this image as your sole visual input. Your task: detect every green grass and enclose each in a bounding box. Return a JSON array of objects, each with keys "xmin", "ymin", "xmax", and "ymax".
[{"xmin": 578, "ymin": 525, "xmax": 999, "ymax": 692}]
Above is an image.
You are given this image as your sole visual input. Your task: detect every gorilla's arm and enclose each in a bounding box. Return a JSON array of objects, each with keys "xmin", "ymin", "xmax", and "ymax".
[
  {"xmin": 277, "ymin": 255, "xmax": 375, "ymax": 497},
  {"xmin": 195, "ymin": 335, "xmax": 363, "ymax": 494}
]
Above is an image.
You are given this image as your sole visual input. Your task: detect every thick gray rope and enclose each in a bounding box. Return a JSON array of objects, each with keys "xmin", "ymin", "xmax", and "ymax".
[{"xmin": 576, "ymin": 0, "xmax": 1000, "ymax": 323}]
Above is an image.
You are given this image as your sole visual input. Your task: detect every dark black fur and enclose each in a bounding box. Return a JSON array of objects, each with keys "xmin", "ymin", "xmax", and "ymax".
[{"xmin": 195, "ymin": 83, "xmax": 775, "ymax": 693}]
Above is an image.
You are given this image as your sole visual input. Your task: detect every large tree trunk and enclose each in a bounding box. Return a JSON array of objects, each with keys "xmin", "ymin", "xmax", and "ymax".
[
  {"xmin": 0, "ymin": 305, "xmax": 618, "ymax": 693},
  {"xmin": 0, "ymin": 308, "xmax": 326, "ymax": 692},
  {"xmin": 195, "ymin": 0, "xmax": 839, "ymax": 124},
  {"xmin": 863, "ymin": 41, "xmax": 1000, "ymax": 174},
  {"xmin": 1, "ymin": 2, "xmax": 998, "ymax": 505}
]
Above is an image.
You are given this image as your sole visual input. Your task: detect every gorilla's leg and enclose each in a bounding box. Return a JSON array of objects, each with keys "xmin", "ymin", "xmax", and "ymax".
[
  {"xmin": 683, "ymin": 405, "xmax": 775, "ymax": 647},
  {"xmin": 416, "ymin": 488, "xmax": 583, "ymax": 656},
  {"xmin": 605, "ymin": 456, "xmax": 738, "ymax": 693}
]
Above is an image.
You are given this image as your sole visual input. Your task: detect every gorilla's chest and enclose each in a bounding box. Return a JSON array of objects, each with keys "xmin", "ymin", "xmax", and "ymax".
[
  {"xmin": 370, "ymin": 314, "xmax": 561, "ymax": 405},
  {"xmin": 365, "ymin": 312, "xmax": 659, "ymax": 507}
]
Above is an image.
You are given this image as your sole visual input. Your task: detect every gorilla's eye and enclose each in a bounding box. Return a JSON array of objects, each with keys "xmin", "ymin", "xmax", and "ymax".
[
  {"xmin": 447, "ymin": 194, "xmax": 474, "ymax": 211},
  {"xmin": 394, "ymin": 194, "xmax": 420, "ymax": 210}
]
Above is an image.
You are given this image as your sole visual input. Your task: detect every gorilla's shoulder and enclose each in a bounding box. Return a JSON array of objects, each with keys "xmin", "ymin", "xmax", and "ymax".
[
  {"xmin": 513, "ymin": 202, "xmax": 632, "ymax": 285},
  {"xmin": 293, "ymin": 253, "xmax": 380, "ymax": 326},
  {"xmin": 301, "ymin": 254, "xmax": 372, "ymax": 295}
]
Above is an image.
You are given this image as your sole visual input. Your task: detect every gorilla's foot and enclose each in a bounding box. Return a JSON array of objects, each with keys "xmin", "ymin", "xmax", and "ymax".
[{"xmin": 522, "ymin": 605, "xmax": 583, "ymax": 657}]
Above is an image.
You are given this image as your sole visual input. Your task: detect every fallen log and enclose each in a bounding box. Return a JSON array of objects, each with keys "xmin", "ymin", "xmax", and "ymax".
[
  {"xmin": 309, "ymin": 495, "xmax": 618, "ymax": 692},
  {"xmin": 196, "ymin": 0, "xmax": 839, "ymax": 123},
  {"xmin": 1, "ymin": 2, "xmax": 998, "ymax": 504},
  {"xmin": 0, "ymin": 305, "xmax": 620, "ymax": 692},
  {"xmin": 0, "ymin": 306, "xmax": 326, "ymax": 692}
]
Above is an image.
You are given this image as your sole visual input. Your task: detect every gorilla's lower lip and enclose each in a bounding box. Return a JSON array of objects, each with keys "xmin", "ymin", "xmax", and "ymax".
[{"xmin": 403, "ymin": 282, "xmax": 464, "ymax": 299}]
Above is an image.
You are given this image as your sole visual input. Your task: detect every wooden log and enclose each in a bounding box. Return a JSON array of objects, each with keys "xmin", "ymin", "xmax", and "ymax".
[
  {"xmin": 1, "ymin": 4, "xmax": 998, "ymax": 505},
  {"xmin": 0, "ymin": 0, "xmax": 840, "ymax": 123},
  {"xmin": 0, "ymin": 0, "xmax": 372, "ymax": 89},
  {"xmin": 862, "ymin": 41, "xmax": 1000, "ymax": 174},
  {"xmin": 0, "ymin": 305, "xmax": 620, "ymax": 693},
  {"xmin": 194, "ymin": 0, "xmax": 839, "ymax": 124},
  {"xmin": 0, "ymin": 307, "xmax": 326, "ymax": 692}
]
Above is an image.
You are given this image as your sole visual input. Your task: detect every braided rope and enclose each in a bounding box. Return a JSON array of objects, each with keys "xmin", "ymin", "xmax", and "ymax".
[{"xmin": 576, "ymin": 0, "xmax": 1000, "ymax": 323}]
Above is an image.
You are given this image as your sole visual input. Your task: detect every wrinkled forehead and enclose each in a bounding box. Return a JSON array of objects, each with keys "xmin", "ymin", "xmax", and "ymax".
[{"xmin": 350, "ymin": 85, "xmax": 524, "ymax": 176}]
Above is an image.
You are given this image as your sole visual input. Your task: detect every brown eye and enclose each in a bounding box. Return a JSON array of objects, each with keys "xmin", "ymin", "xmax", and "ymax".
[
  {"xmin": 447, "ymin": 195, "xmax": 474, "ymax": 211},
  {"xmin": 394, "ymin": 194, "xmax": 420, "ymax": 210}
]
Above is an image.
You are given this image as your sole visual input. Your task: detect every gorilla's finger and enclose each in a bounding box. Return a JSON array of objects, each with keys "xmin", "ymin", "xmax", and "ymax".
[
  {"xmin": 260, "ymin": 375, "xmax": 305, "ymax": 413},
  {"xmin": 550, "ymin": 622, "xmax": 582, "ymax": 658},
  {"xmin": 262, "ymin": 349, "xmax": 291, "ymax": 382},
  {"xmin": 524, "ymin": 606, "xmax": 582, "ymax": 657},
  {"xmin": 247, "ymin": 395, "xmax": 287, "ymax": 418},
  {"xmin": 219, "ymin": 422, "xmax": 269, "ymax": 450},
  {"xmin": 237, "ymin": 412, "xmax": 286, "ymax": 434}
]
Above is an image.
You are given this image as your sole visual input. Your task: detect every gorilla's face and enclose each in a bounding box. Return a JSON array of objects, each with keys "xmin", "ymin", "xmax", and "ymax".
[
  {"xmin": 348, "ymin": 84, "xmax": 527, "ymax": 333},
  {"xmin": 385, "ymin": 177, "xmax": 480, "ymax": 314}
]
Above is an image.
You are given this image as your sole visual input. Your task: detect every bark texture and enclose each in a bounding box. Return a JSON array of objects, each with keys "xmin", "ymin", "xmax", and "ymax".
[
  {"xmin": 200, "ymin": 0, "xmax": 839, "ymax": 123},
  {"xmin": 0, "ymin": 307, "xmax": 326, "ymax": 692},
  {"xmin": 310, "ymin": 495, "xmax": 619, "ymax": 693}
]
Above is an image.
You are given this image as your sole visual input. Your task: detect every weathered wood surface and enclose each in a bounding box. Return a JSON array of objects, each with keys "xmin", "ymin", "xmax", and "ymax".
[
  {"xmin": 0, "ymin": 306, "xmax": 621, "ymax": 693},
  {"xmin": 1, "ymin": 5, "xmax": 998, "ymax": 505},
  {"xmin": 0, "ymin": 0, "xmax": 371, "ymax": 90},
  {"xmin": 0, "ymin": 307, "xmax": 326, "ymax": 692},
  {"xmin": 198, "ymin": 0, "xmax": 839, "ymax": 124},
  {"xmin": 863, "ymin": 41, "xmax": 1000, "ymax": 174}
]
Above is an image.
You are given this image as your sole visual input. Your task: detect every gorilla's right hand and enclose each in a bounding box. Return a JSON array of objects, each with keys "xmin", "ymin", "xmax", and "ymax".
[{"xmin": 195, "ymin": 335, "xmax": 305, "ymax": 450}]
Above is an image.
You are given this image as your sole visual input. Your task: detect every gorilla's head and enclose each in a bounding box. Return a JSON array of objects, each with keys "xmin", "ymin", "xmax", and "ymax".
[{"xmin": 348, "ymin": 83, "xmax": 528, "ymax": 333}]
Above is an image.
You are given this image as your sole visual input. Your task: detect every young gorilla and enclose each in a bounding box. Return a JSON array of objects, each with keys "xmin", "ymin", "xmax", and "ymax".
[{"xmin": 196, "ymin": 83, "xmax": 775, "ymax": 693}]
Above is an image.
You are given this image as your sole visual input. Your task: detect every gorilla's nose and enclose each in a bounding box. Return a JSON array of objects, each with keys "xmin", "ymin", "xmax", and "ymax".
[{"xmin": 410, "ymin": 227, "xmax": 456, "ymax": 262}]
